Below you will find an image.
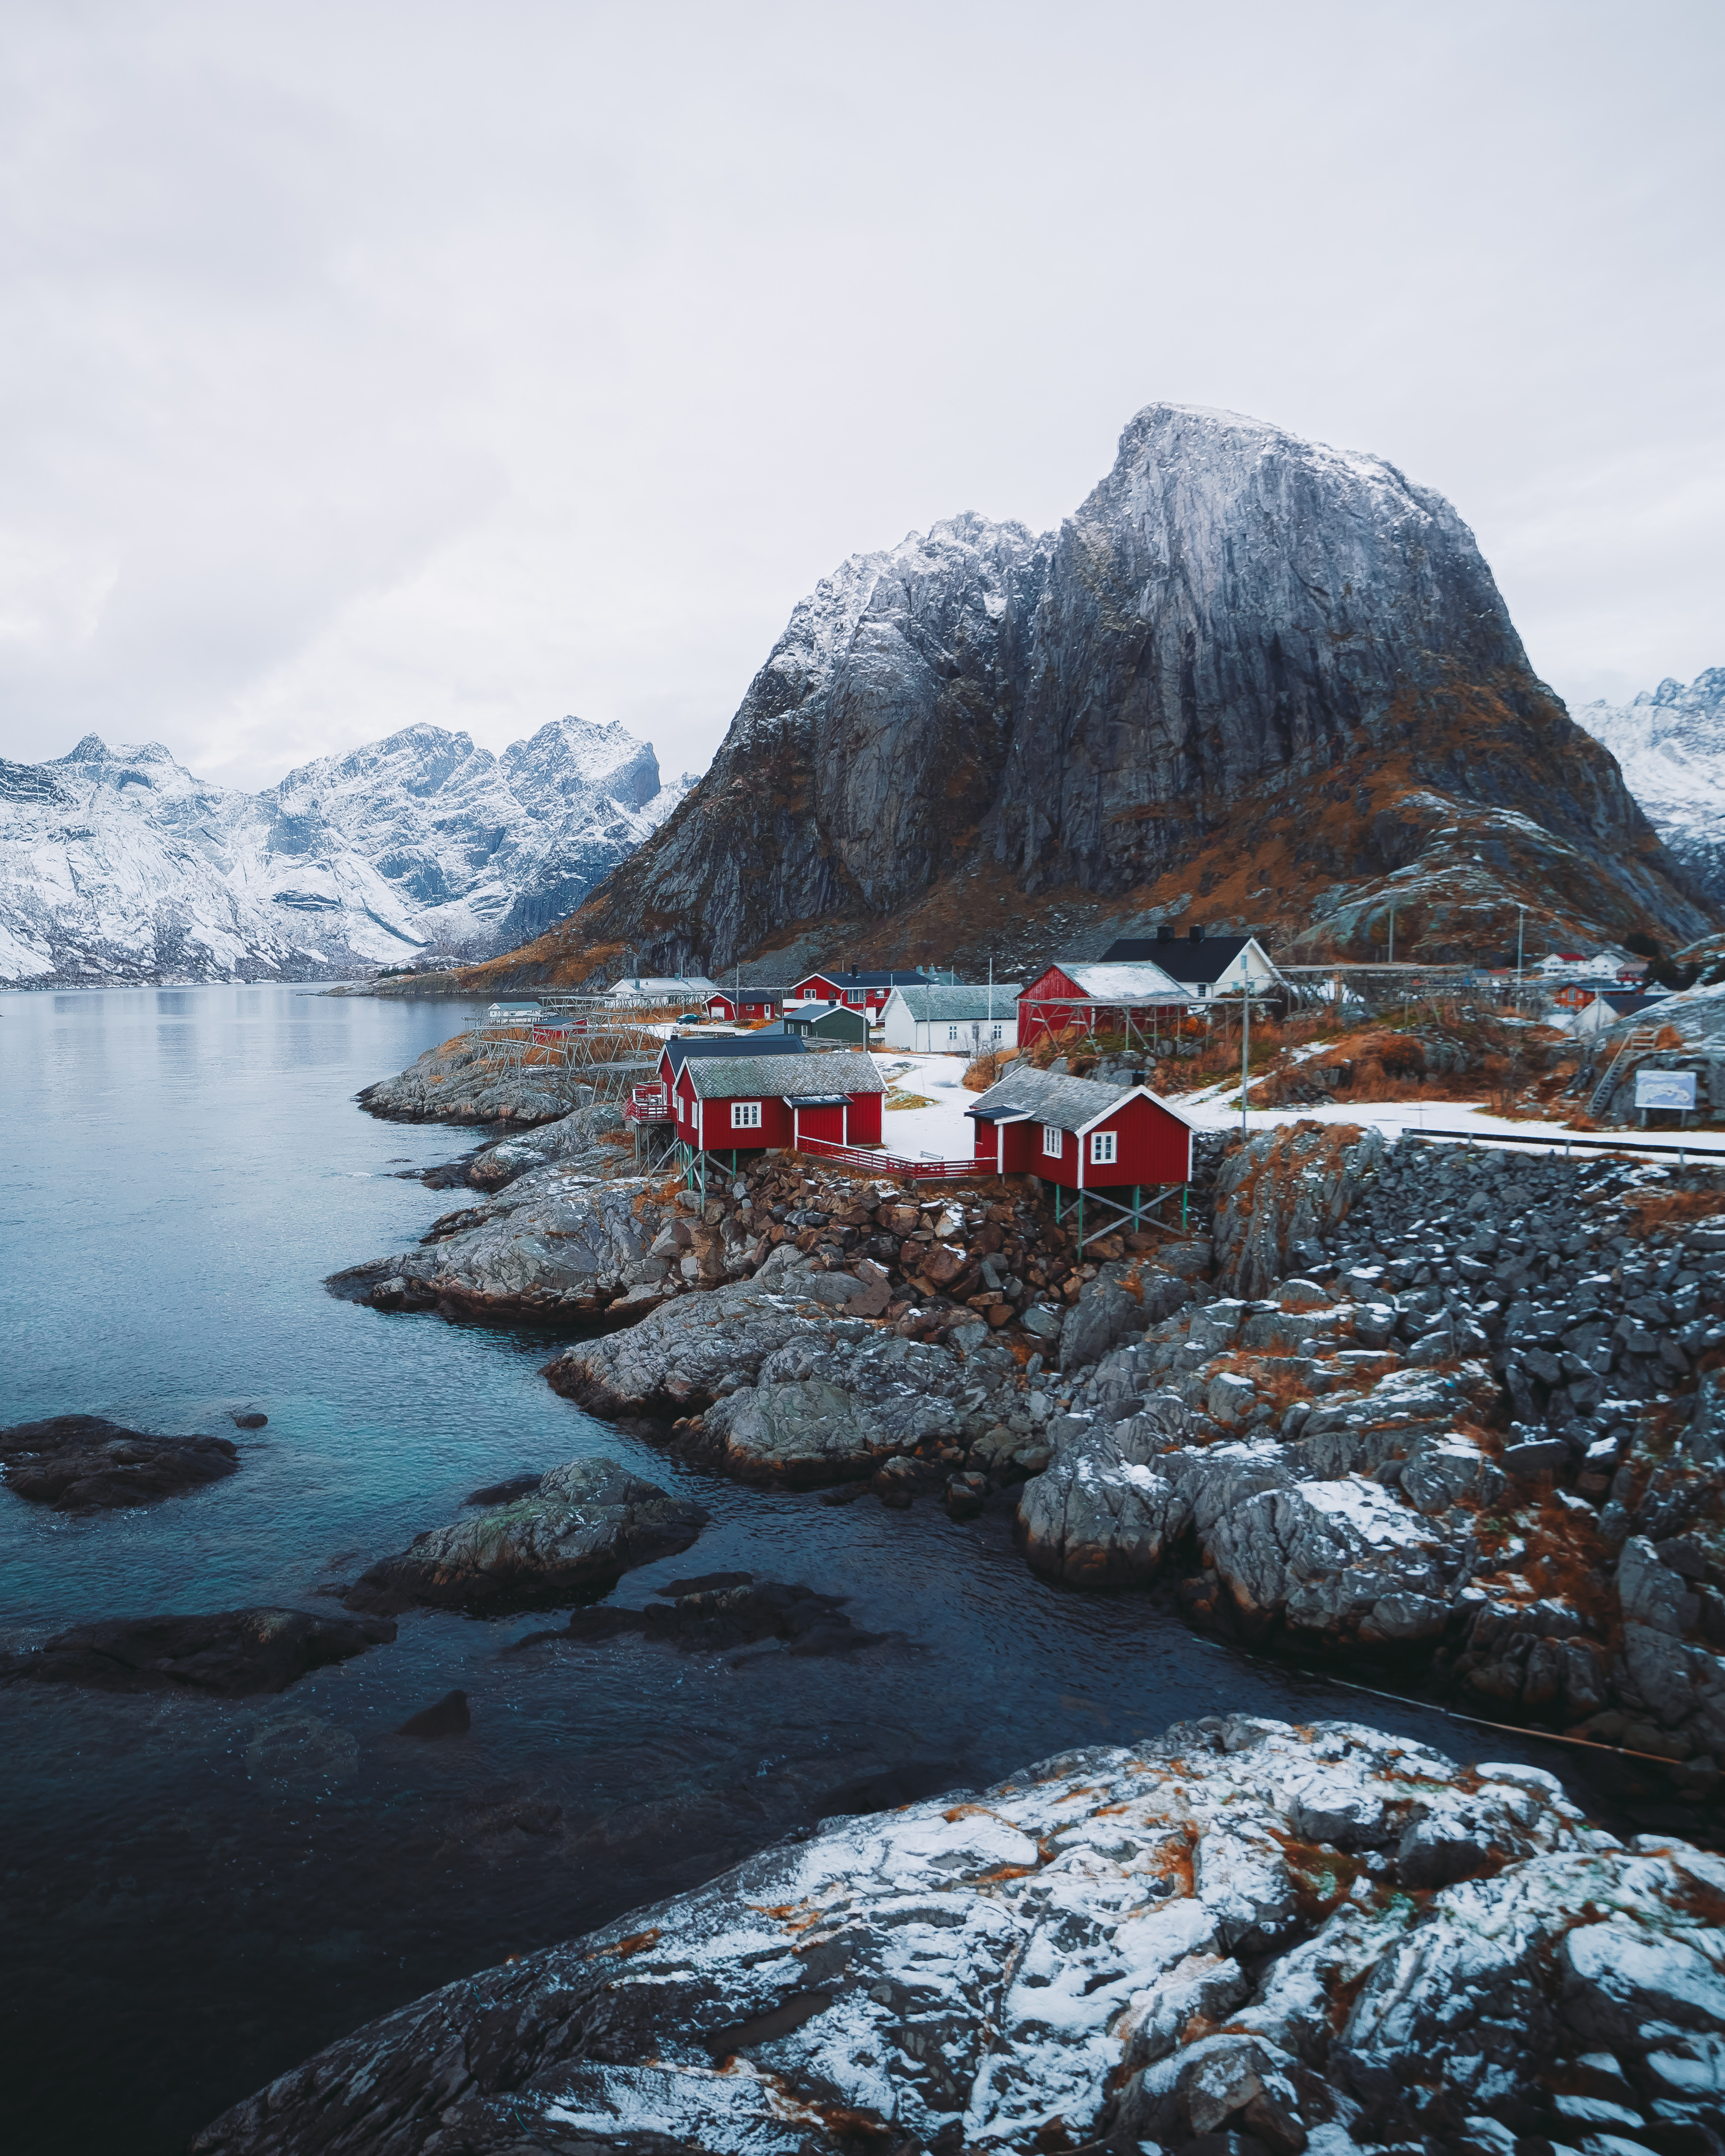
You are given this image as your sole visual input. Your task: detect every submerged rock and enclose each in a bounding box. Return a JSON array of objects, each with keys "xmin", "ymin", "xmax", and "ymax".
[
  {"xmin": 0, "ymin": 1607, "xmax": 394, "ymax": 1696},
  {"xmin": 543, "ymin": 1578, "xmax": 892, "ymax": 1657},
  {"xmin": 342, "ymin": 1457, "xmax": 706, "ymax": 1616},
  {"xmin": 0, "ymin": 1414, "xmax": 239, "ymax": 1510},
  {"xmin": 192, "ymin": 1713, "xmax": 1721, "ymax": 2156}
]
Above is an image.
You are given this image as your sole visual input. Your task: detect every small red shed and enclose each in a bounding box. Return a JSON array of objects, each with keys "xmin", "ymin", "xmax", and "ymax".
[
  {"xmin": 790, "ymin": 967, "xmax": 932, "ymax": 1019},
  {"xmin": 1017, "ymin": 959, "xmax": 1186, "ymax": 1047},
  {"xmin": 966, "ymin": 1065, "xmax": 1193, "ymax": 1188},
  {"xmin": 673, "ymin": 1049, "xmax": 885, "ymax": 1157},
  {"xmin": 706, "ymin": 988, "xmax": 782, "ymax": 1023}
]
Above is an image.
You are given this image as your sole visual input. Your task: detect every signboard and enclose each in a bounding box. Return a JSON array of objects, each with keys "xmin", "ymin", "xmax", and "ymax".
[{"xmin": 1635, "ymin": 1069, "xmax": 1697, "ymax": 1111}]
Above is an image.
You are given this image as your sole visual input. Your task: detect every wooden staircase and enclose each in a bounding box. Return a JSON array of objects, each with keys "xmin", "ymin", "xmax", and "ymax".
[{"xmin": 1588, "ymin": 1025, "xmax": 1663, "ymax": 1119}]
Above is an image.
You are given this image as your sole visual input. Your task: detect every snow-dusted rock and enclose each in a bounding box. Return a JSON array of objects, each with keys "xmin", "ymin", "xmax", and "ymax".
[
  {"xmin": 543, "ymin": 1285, "xmax": 854, "ymax": 1420},
  {"xmin": 342, "ymin": 1457, "xmax": 705, "ymax": 1615},
  {"xmin": 328, "ymin": 1170, "xmax": 670, "ymax": 1321},
  {"xmin": 193, "ymin": 1714, "xmax": 1725, "ymax": 2156},
  {"xmin": 0, "ymin": 719, "xmax": 694, "ymax": 985},
  {"xmin": 1208, "ymin": 1475, "xmax": 1476, "ymax": 1643}
]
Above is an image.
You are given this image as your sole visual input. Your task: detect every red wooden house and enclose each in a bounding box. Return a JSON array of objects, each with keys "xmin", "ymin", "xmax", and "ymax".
[
  {"xmin": 705, "ymin": 987, "xmax": 782, "ymax": 1023},
  {"xmin": 670, "ymin": 1049, "xmax": 885, "ymax": 1157},
  {"xmin": 789, "ymin": 967, "xmax": 932, "ymax": 1019},
  {"xmin": 1016, "ymin": 959, "xmax": 1187, "ymax": 1046},
  {"xmin": 966, "ymin": 1064, "xmax": 1193, "ymax": 1188}
]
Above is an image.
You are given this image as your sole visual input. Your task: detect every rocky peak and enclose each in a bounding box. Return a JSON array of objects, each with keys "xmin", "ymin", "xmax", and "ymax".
[{"xmin": 470, "ymin": 401, "xmax": 1707, "ymax": 993}]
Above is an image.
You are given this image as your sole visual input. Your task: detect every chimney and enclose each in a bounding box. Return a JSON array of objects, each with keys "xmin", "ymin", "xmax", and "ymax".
[
  {"xmin": 1155, "ymin": 923, "xmax": 1171, "ymax": 943},
  {"xmin": 1189, "ymin": 924, "xmax": 1203, "ymax": 944}
]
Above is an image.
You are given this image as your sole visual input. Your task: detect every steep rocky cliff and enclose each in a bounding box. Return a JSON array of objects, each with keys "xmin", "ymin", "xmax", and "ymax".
[{"xmin": 466, "ymin": 404, "xmax": 1707, "ymax": 990}]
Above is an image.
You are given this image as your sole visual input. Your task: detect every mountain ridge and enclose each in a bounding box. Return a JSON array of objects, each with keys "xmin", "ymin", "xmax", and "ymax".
[
  {"xmin": 458, "ymin": 402, "xmax": 1709, "ymax": 993},
  {"xmin": 0, "ymin": 715, "xmax": 694, "ymax": 986},
  {"xmin": 1573, "ymin": 668, "xmax": 1725, "ymax": 910}
]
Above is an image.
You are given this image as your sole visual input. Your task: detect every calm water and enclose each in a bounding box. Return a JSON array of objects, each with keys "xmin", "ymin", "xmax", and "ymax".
[{"xmin": 0, "ymin": 986, "xmax": 1617, "ymax": 2155}]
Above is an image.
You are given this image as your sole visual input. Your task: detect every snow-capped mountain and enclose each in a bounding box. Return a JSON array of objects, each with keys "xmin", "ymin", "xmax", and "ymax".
[
  {"xmin": 0, "ymin": 717, "xmax": 695, "ymax": 986},
  {"xmin": 1574, "ymin": 669, "xmax": 1725, "ymax": 905}
]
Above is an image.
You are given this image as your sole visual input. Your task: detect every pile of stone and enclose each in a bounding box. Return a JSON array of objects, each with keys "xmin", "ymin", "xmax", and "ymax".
[{"xmin": 192, "ymin": 1713, "xmax": 1725, "ymax": 2156}]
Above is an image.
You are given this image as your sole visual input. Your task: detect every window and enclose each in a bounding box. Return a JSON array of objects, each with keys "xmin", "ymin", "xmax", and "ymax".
[
  {"xmin": 731, "ymin": 1101, "xmax": 761, "ymax": 1129},
  {"xmin": 1090, "ymin": 1129, "xmax": 1117, "ymax": 1167},
  {"xmin": 1042, "ymin": 1125, "xmax": 1063, "ymax": 1158},
  {"xmin": 848, "ymin": 991, "xmax": 863, "ymax": 1005},
  {"xmin": 991, "ymin": 1025, "xmax": 1003, "ymax": 1041},
  {"xmin": 949, "ymin": 1024, "xmax": 959, "ymax": 1041}
]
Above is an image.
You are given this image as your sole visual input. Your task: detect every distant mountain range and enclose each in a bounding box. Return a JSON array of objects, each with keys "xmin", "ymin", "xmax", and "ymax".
[
  {"xmin": 1574, "ymin": 669, "xmax": 1725, "ymax": 909},
  {"xmin": 459, "ymin": 402, "xmax": 1709, "ymax": 996},
  {"xmin": 0, "ymin": 718, "xmax": 694, "ymax": 985}
]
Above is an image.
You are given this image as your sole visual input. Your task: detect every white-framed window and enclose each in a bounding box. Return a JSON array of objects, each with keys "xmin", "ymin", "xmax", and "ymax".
[
  {"xmin": 848, "ymin": 991, "xmax": 863, "ymax": 1005},
  {"xmin": 949, "ymin": 1024, "xmax": 959, "ymax": 1041},
  {"xmin": 1090, "ymin": 1129, "xmax": 1118, "ymax": 1167},
  {"xmin": 1042, "ymin": 1124, "xmax": 1063, "ymax": 1158},
  {"xmin": 731, "ymin": 1101, "xmax": 761, "ymax": 1129}
]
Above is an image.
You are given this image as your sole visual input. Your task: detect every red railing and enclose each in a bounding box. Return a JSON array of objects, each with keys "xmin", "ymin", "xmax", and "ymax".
[
  {"xmin": 796, "ymin": 1135, "xmax": 981, "ymax": 1180},
  {"xmin": 624, "ymin": 1083, "xmax": 671, "ymax": 1123}
]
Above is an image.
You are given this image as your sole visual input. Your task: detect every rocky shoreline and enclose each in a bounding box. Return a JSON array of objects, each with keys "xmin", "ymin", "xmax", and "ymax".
[
  {"xmin": 192, "ymin": 1711, "xmax": 1725, "ymax": 2156},
  {"xmin": 334, "ymin": 1084, "xmax": 1725, "ymax": 1789}
]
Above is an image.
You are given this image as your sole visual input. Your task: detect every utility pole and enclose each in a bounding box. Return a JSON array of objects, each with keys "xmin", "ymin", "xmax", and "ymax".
[
  {"xmin": 1388, "ymin": 904, "xmax": 1396, "ymax": 965},
  {"xmin": 1240, "ymin": 984, "xmax": 1251, "ymax": 1142},
  {"xmin": 1516, "ymin": 905, "xmax": 1527, "ymax": 1018}
]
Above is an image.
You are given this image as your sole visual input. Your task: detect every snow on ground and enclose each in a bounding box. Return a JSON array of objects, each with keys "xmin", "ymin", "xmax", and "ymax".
[{"xmin": 824, "ymin": 1048, "xmax": 1725, "ymax": 1169}]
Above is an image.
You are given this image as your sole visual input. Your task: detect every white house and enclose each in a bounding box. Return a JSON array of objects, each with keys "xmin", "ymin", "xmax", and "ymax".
[
  {"xmin": 881, "ymin": 982, "xmax": 1023, "ymax": 1053},
  {"xmin": 608, "ymin": 974, "xmax": 721, "ymax": 1005},
  {"xmin": 1099, "ymin": 929, "xmax": 1282, "ymax": 1001}
]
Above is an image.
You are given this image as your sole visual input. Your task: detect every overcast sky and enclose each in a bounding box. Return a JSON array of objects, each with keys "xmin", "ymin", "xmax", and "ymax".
[{"xmin": 0, "ymin": 0, "xmax": 1720, "ymax": 793}]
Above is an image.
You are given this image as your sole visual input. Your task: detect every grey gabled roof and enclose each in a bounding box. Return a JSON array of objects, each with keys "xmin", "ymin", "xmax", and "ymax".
[
  {"xmin": 794, "ymin": 968, "xmax": 932, "ymax": 989},
  {"xmin": 964, "ymin": 1060, "xmax": 1196, "ymax": 1134},
  {"xmin": 662, "ymin": 1035, "xmax": 808, "ymax": 1076},
  {"xmin": 887, "ymin": 984, "xmax": 1024, "ymax": 1022},
  {"xmin": 687, "ymin": 1050, "xmax": 885, "ymax": 1100}
]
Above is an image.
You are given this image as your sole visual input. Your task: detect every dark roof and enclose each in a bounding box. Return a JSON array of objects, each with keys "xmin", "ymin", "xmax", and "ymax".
[
  {"xmin": 687, "ymin": 1051, "xmax": 885, "ymax": 1100},
  {"xmin": 662, "ymin": 1035, "xmax": 808, "ymax": 1076},
  {"xmin": 785, "ymin": 1003, "xmax": 870, "ymax": 1034},
  {"xmin": 1601, "ymin": 990, "xmax": 1671, "ymax": 1016},
  {"xmin": 794, "ymin": 968, "xmax": 933, "ymax": 988},
  {"xmin": 1101, "ymin": 934, "xmax": 1255, "ymax": 985}
]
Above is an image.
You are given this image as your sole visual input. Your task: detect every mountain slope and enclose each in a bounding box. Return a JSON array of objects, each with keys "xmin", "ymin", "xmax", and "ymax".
[
  {"xmin": 0, "ymin": 717, "xmax": 692, "ymax": 985},
  {"xmin": 463, "ymin": 403, "xmax": 1707, "ymax": 992},
  {"xmin": 1573, "ymin": 668, "xmax": 1725, "ymax": 906}
]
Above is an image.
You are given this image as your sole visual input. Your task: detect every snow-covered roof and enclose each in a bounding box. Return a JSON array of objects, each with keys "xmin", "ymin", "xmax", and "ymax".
[
  {"xmin": 965, "ymin": 1061, "xmax": 1196, "ymax": 1133},
  {"xmin": 611, "ymin": 975, "xmax": 720, "ymax": 998},
  {"xmin": 687, "ymin": 1050, "xmax": 885, "ymax": 1099},
  {"xmin": 793, "ymin": 968, "xmax": 932, "ymax": 990},
  {"xmin": 1099, "ymin": 935, "xmax": 1276, "ymax": 986},
  {"xmin": 1023, "ymin": 960, "xmax": 1186, "ymax": 1001},
  {"xmin": 887, "ymin": 984, "xmax": 1024, "ymax": 1021}
]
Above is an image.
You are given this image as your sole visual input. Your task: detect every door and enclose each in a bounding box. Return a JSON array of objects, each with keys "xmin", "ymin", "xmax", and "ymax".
[{"xmin": 794, "ymin": 1103, "xmax": 847, "ymax": 1150}]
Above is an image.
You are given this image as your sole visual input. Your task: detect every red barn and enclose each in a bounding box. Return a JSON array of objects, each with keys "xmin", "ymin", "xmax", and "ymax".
[
  {"xmin": 670, "ymin": 1049, "xmax": 884, "ymax": 1158},
  {"xmin": 966, "ymin": 1065, "xmax": 1193, "ymax": 1189},
  {"xmin": 790, "ymin": 967, "xmax": 932, "ymax": 1019},
  {"xmin": 1017, "ymin": 959, "xmax": 1186, "ymax": 1047},
  {"xmin": 705, "ymin": 988, "xmax": 781, "ymax": 1023}
]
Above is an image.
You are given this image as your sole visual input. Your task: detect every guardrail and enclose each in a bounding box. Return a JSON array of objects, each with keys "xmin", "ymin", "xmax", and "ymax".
[
  {"xmin": 796, "ymin": 1135, "xmax": 981, "ymax": 1180},
  {"xmin": 1403, "ymin": 1126, "xmax": 1725, "ymax": 1166}
]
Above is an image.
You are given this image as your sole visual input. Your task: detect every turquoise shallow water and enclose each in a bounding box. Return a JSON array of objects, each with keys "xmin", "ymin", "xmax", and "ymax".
[{"xmin": 0, "ymin": 985, "xmax": 1612, "ymax": 2155}]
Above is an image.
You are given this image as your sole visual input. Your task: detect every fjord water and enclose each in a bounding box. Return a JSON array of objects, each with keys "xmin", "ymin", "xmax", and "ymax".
[{"xmin": 0, "ymin": 987, "xmax": 1590, "ymax": 2154}]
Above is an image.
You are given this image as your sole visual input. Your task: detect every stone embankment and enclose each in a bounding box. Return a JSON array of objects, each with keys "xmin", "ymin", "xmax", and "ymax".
[
  {"xmin": 331, "ymin": 1136, "xmax": 1215, "ymax": 1343},
  {"xmin": 192, "ymin": 1713, "xmax": 1725, "ymax": 2156},
  {"xmin": 1033, "ymin": 1125, "xmax": 1725, "ymax": 1786}
]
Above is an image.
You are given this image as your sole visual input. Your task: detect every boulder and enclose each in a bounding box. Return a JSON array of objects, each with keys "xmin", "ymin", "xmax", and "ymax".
[
  {"xmin": 0, "ymin": 1607, "xmax": 395, "ymax": 1696},
  {"xmin": 1059, "ymin": 1257, "xmax": 1195, "ymax": 1374},
  {"xmin": 327, "ymin": 1171, "xmax": 668, "ymax": 1322},
  {"xmin": 1208, "ymin": 1476, "xmax": 1475, "ymax": 1644},
  {"xmin": 543, "ymin": 1285, "xmax": 851, "ymax": 1419},
  {"xmin": 464, "ymin": 1100, "xmax": 627, "ymax": 1190},
  {"xmin": 193, "ymin": 1715, "xmax": 1719, "ymax": 2156},
  {"xmin": 0, "ymin": 1414, "xmax": 240, "ymax": 1510},
  {"xmin": 342, "ymin": 1458, "xmax": 705, "ymax": 1615}
]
